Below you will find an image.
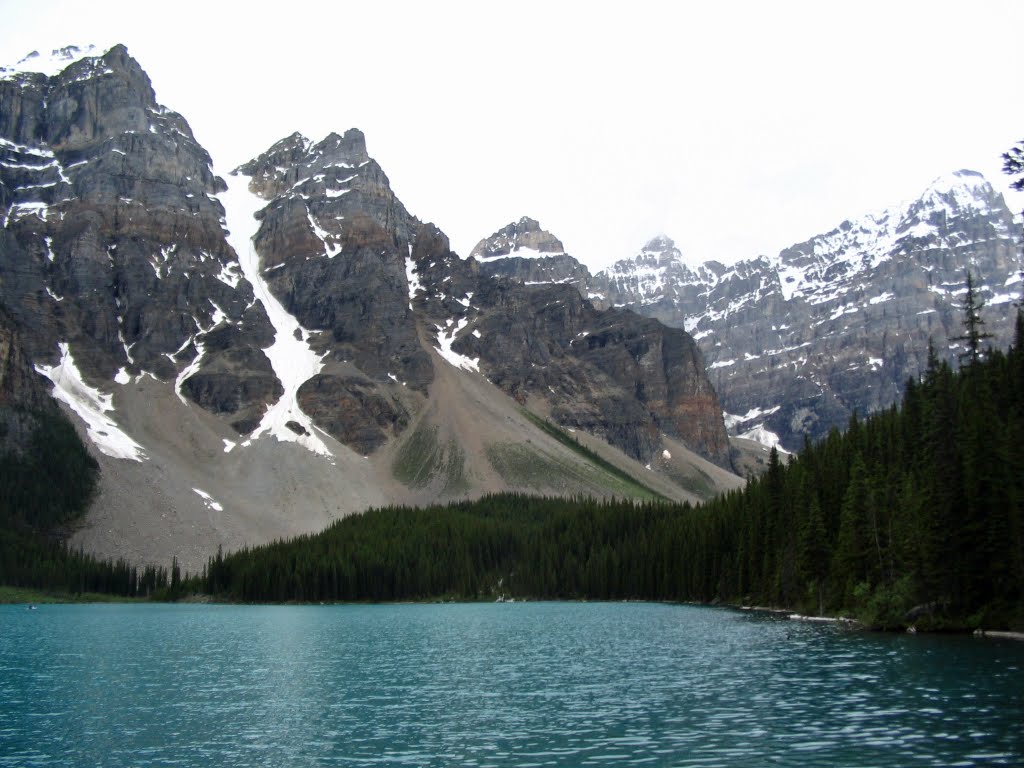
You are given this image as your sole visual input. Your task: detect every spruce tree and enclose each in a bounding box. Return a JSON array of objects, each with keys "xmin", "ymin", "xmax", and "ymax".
[
  {"xmin": 798, "ymin": 490, "xmax": 830, "ymax": 614},
  {"xmin": 953, "ymin": 270, "xmax": 993, "ymax": 366}
]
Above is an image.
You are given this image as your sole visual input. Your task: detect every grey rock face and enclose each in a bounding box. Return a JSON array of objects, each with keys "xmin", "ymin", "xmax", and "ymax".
[
  {"xmin": 588, "ymin": 171, "xmax": 1024, "ymax": 450},
  {"xmin": 0, "ymin": 44, "xmax": 277, "ymax": 432},
  {"xmin": 471, "ymin": 216, "xmax": 566, "ymax": 258},
  {"xmin": 413, "ymin": 255, "xmax": 732, "ymax": 466},
  {"xmin": 0, "ymin": 305, "xmax": 58, "ymax": 455},
  {"xmin": 473, "ymin": 216, "xmax": 593, "ymax": 289},
  {"xmin": 239, "ymin": 128, "xmax": 431, "ymax": 392}
]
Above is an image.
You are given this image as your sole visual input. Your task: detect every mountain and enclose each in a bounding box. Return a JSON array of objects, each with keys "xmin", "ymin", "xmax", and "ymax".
[
  {"xmin": 582, "ymin": 171, "xmax": 1023, "ymax": 449},
  {"xmin": 472, "ymin": 216, "xmax": 592, "ymax": 289},
  {"xmin": 0, "ymin": 45, "xmax": 739, "ymax": 571}
]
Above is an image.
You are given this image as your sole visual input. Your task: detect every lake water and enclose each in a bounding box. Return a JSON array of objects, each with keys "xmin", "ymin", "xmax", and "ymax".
[{"xmin": 1, "ymin": 602, "xmax": 1022, "ymax": 767}]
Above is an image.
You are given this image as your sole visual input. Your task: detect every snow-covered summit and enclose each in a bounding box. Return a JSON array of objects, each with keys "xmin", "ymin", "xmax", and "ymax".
[
  {"xmin": 594, "ymin": 234, "xmax": 728, "ymax": 307},
  {"xmin": 0, "ymin": 44, "xmax": 112, "ymax": 80},
  {"xmin": 771, "ymin": 169, "xmax": 1011, "ymax": 303}
]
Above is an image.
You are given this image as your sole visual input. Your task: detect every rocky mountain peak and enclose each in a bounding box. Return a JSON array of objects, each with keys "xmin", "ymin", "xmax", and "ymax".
[
  {"xmin": 470, "ymin": 216, "xmax": 565, "ymax": 261},
  {"xmin": 321, "ymin": 128, "xmax": 370, "ymax": 165},
  {"xmin": 2, "ymin": 45, "xmax": 83, "ymax": 75},
  {"xmin": 0, "ymin": 43, "xmax": 165, "ymax": 152},
  {"xmin": 633, "ymin": 235, "xmax": 684, "ymax": 270},
  {"xmin": 1, "ymin": 42, "xmax": 744, "ymax": 571},
  {"xmin": 641, "ymin": 234, "xmax": 677, "ymax": 254},
  {"xmin": 590, "ymin": 234, "xmax": 721, "ymax": 312},
  {"xmin": 899, "ymin": 169, "xmax": 1010, "ymax": 236},
  {"xmin": 21, "ymin": 43, "xmax": 139, "ymax": 77},
  {"xmin": 470, "ymin": 217, "xmax": 592, "ymax": 291}
]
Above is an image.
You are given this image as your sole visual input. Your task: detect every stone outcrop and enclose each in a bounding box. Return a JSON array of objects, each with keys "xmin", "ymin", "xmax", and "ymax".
[
  {"xmin": 407, "ymin": 224, "xmax": 731, "ymax": 466},
  {"xmin": 230, "ymin": 132, "xmax": 733, "ymax": 466}
]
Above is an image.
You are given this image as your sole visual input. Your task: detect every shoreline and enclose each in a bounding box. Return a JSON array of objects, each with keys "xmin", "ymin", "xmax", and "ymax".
[{"xmin": 6, "ymin": 588, "xmax": 1023, "ymax": 640}]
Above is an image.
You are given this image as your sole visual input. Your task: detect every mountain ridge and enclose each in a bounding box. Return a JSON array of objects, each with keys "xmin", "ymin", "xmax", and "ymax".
[{"xmin": 479, "ymin": 169, "xmax": 1023, "ymax": 451}]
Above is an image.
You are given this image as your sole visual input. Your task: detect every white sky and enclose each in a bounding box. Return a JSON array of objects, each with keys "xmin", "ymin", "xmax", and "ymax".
[{"xmin": 2, "ymin": 0, "xmax": 1022, "ymax": 271}]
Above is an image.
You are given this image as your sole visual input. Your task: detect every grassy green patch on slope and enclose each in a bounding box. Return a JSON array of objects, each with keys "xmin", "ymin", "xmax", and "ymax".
[
  {"xmin": 392, "ymin": 421, "xmax": 468, "ymax": 493},
  {"xmin": 521, "ymin": 411, "xmax": 667, "ymax": 500},
  {"xmin": 392, "ymin": 421, "xmax": 441, "ymax": 488}
]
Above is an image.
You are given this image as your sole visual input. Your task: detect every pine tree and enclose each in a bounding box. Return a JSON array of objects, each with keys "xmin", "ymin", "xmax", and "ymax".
[
  {"xmin": 798, "ymin": 490, "xmax": 830, "ymax": 615},
  {"xmin": 1002, "ymin": 139, "xmax": 1024, "ymax": 295},
  {"xmin": 1003, "ymin": 139, "xmax": 1024, "ymax": 197},
  {"xmin": 953, "ymin": 271, "xmax": 993, "ymax": 366}
]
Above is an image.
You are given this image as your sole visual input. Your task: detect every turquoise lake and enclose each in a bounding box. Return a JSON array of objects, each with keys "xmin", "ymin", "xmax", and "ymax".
[{"xmin": 1, "ymin": 602, "xmax": 1022, "ymax": 766}]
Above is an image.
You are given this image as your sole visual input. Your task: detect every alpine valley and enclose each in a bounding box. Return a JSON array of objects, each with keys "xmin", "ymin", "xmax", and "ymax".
[{"xmin": 1, "ymin": 45, "xmax": 1021, "ymax": 573}]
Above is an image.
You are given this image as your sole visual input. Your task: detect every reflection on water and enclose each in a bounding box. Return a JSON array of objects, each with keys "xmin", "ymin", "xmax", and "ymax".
[{"xmin": 1, "ymin": 602, "xmax": 1022, "ymax": 766}]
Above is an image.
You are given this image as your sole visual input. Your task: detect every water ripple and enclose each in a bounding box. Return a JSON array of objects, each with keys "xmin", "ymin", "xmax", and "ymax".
[{"xmin": 1, "ymin": 603, "xmax": 1022, "ymax": 767}]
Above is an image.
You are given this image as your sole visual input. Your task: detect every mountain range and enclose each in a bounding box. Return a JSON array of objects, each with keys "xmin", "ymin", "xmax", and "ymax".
[
  {"xmin": 2, "ymin": 45, "xmax": 1021, "ymax": 571},
  {"xmin": 474, "ymin": 177, "xmax": 1022, "ymax": 450},
  {"xmin": 0, "ymin": 45, "xmax": 739, "ymax": 571}
]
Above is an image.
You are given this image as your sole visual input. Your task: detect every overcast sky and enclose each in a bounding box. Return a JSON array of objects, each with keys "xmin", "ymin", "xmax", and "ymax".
[{"xmin": 2, "ymin": 0, "xmax": 1022, "ymax": 270}]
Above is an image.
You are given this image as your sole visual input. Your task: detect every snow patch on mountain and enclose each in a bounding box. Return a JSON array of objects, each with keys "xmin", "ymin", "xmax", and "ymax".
[
  {"xmin": 220, "ymin": 171, "xmax": 332, "ymax": 457},
  {"xmin": 772, "ymin": 170, "xmax": 1003, "ymax": 304},
  {"xmin": 435, "ymin": 318, "xmax": 480, "ymax": 372},
  {"xmin": 306, "ymin": 207, "xmax": 341, "ymax": 258},
  {"xmin": 0, "ymin": 44, "xmax": 102, "ymax": 79},
  {"xmin": 405, "ymin": 249, "xmax": 423, "ymax": 309},
  {"xmin": 478, "ymin": 246, "xmax": 565, "ymax": 263},
  {"xmin": 739, "ymin": 424, "xmax": 787, "ymax": 452},
  {"xmin": 35, "ymin": 342, "xmax": 146, "ymax": 461},
  {"xmin": 193, "ymin": 487, "xmax": 224, "ymax": 513},
  {"xmin": 723, "ymin": 406, "xmax": 781, "ymax": 432}
]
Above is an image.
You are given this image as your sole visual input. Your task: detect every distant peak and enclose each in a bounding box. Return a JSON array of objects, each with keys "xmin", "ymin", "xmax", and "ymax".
[
  {"xmin": 340, "ymin": 128, "xmax": 369, "ymax": 161},
  {"xmin": 470, "ymin": 217, "xmax": 565, "ymax": 260},
  {"xmin": 904, "ymin": 169, "xmax": 998, "ymax": 220},
  {"xmin": 271, "ymin": 131, "xmax": 310, "ymax": 153},
  {"xmin": 923, "ymin": 169, "xmax": 989, "ymax": 194},
  {"xmin": 642, "ymin": 234, "xmax": 677, "ymax": 252}
]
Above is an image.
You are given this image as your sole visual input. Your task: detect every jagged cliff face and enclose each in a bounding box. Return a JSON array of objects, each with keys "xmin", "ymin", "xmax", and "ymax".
[
  {"xmin": 0, "ymin": 44, "xmax": 278, "ymax": 435},
  {"xmin": 426, "ymin": 256, "xmax": 730, "ymax": 464},
  {"xmin": 586, "ymin": 172, "xmax": 1024, "ymax": 449},
  {"xmin": 231, "ymin": 130, "xmax": 431, "ymax": 453},
  {"xmin": 0, "ymin": 44, "xmax": 735, "ymax": 535},
  {"xmin": 0, "ymin": 306, "xmax": 58, "ymax": 455}
]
